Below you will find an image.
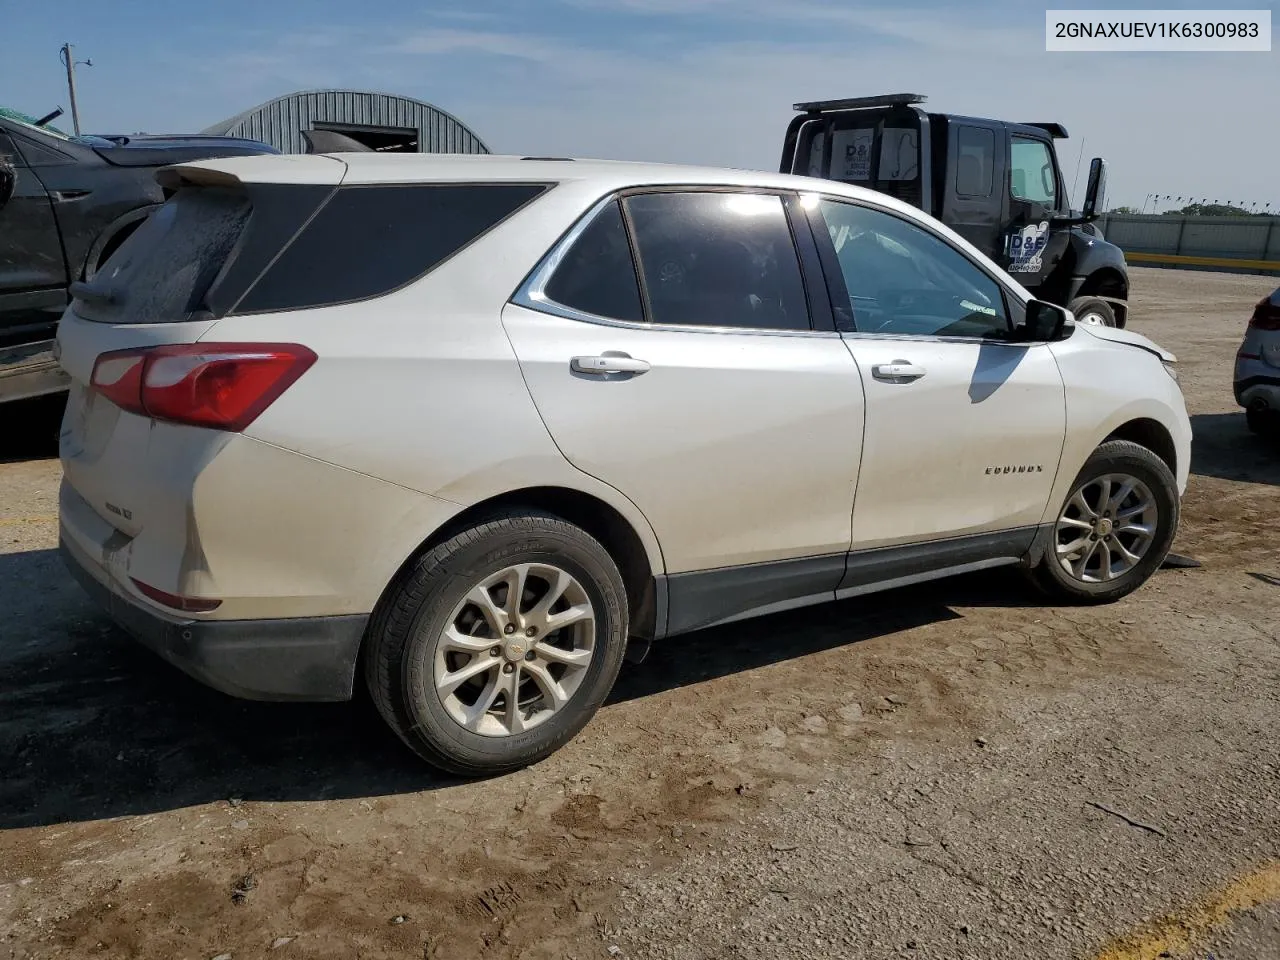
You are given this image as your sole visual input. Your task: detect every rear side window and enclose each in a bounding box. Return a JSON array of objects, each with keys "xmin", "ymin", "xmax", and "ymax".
[
  {"xmin": 543, "ymin": 201, "xmax": 643, "ymax": 323},
  {"xmin": 234, "ymin": 183, "xmax": 546, "ymax": 314},
  {"xmin": 955, "ymin": 126, "xmax": 994, "ymax": 197},
  {"xmin": 623, "ymin": 192, "xmax": 810, "ymax": 331},
  {"xmin": 74, "ymin": 186, "xmax": 250, "ymax": 324}
]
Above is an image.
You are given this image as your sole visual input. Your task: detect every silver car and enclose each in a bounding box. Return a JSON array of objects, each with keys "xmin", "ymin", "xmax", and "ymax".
[{"xmin": 1235, "ymin": 286, "xmax": 1280, "ymax": 436}]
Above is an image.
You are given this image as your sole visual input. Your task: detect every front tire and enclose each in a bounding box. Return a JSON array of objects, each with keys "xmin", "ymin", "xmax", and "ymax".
[
  {"xmin": 365, "ymin": 512, "xmax": 629, "ymax": 775},
  {"xmin": 1029, "ymin": 439, "xmax": 1179, "ymax": 603},
  {"xmin": 1067, "ymin": 296, "xmax": 1117, "ymax": 328}
]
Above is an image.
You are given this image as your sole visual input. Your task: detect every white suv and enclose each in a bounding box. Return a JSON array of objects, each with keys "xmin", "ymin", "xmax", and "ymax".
[{"xmin": 56, "ymin": 154, "xmax": 1191, "ymax": 774}]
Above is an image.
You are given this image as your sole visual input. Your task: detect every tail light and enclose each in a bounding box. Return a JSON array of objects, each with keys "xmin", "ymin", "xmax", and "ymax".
[
  {"xmin": 90, "ymin": 343, "xmax": 316, "ymax": 431},
  {"xmin": 1249, "ymin": 295, "xmax": 1280, "ymax": 331},
  {"xmin": 131, "ymin": 578, "xmax": 222, "ymax": 613}
]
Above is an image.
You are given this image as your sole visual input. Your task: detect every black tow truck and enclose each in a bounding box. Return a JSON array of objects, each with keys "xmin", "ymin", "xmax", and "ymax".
[
  {"xmin": 0, "ymin": 109, "xmax": 277, "ymax": 406},
  {"xmin": 780, "ymin": 94, "xmax": 1129, "ymax": 327}
]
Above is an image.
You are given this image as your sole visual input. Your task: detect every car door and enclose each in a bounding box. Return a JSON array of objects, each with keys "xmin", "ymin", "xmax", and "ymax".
[
  {"xmin": 503, "ymin": 189, "xmax": 865, "ymax": 630},
  {"xmin": 941, "ymin": 121, "xmax": 1006, "ymax": 260},
  {"xmin": 0, "ymin": 130, "xmax": 67, "ymax": 306},
  {"xmin": 1002, "ymin": 135, "xmax": 1071, "ymax": 289},
  {"xmin": 806, "ymin": 195, "xmax": 1066, "ymax": 559}
]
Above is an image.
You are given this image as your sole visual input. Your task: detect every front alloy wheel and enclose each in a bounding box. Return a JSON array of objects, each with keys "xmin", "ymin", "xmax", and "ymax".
[
  {"xmin": 1054, "ymin": 474, "xmax": 1158, "ymax": 583},
  {"xmin": 1028, "ymin": 438, "xmax": 1178, "ymax": 603}
]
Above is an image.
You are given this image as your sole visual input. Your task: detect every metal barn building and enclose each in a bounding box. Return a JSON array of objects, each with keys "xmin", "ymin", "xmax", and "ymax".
[{"xmin": 200, "ymin": 89, "xmax": 490, "ymax": 155}]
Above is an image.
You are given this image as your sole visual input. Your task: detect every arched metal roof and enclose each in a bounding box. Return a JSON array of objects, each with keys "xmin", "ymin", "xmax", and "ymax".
[{"xmin": 200, "ymin": 89, "xmax": 490, "ymax": 155}]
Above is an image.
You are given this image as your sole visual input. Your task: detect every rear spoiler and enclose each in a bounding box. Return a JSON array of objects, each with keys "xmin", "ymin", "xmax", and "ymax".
[
  {"xmin": 154, "ymin": 153, "xmax": 348, "ymax": 191},
  {"xmin": 1021, "ymin": 122, "xmax": 1069, "ymax": 138}
]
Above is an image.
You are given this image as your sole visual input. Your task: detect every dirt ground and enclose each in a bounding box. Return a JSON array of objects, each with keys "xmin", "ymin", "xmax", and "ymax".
[{"xmin": 1, "ymin": 267, "xmax": 1277, "ymax": 960}]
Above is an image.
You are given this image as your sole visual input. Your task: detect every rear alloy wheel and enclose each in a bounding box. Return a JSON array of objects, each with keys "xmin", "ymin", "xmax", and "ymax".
[
  {"xmin": 1029, "ymin": 439, "xmax": 1178, "ymax": 603},
  {"xmin": 435, "ymin": 562, "xmax": 597, "ymax": 738},
  {"xmin": 1067, "ymin": 296, "xmax": 1117, "ymax": 328},
  {"xmin": 365, "ymin": 512, "xmax": 628, "ymax": 775}
]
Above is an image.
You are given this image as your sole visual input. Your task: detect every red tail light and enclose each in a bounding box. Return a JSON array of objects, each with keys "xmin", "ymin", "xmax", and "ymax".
[
  {"xmin": 131, "ymin": 578, "xmax": 222, "ymax": 613},
  {"xmin": 90, "ymin": 343, "xmax": 316, "ymax": 431},
  {"xmin": 1249, "ymin": 295, "xmax": 1280, "ymax": 331}
]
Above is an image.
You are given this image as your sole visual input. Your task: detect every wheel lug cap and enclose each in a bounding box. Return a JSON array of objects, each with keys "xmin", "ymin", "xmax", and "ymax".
[
  {"xmin": 490, "ymin": 647, "xmax": 501, "ymax": 657},
  {"xmin": 526, "ymin": 626, "xmax": 537, "ymax": 637},
  {"xmin": 525, "ymin": 651, "xmax": 535, "ymax": 661},
  {"xmin": 504, "ymin": 624, "xmax": 515, "ymax": 635},
  {"xmin": 503, "ymin": 664, "xmax": 514, "ymax": 674}
]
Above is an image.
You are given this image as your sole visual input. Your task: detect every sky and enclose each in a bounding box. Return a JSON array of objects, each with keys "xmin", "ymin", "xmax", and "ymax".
[{"xmin": 2, "ymin": 0, "xmax": 1277, "ymax": 210}]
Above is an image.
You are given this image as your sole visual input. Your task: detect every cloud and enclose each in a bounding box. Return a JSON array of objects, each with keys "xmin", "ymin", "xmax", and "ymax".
[
  {"xmin": 386, "ymin": 28, "xmax": 571, "ymax": 62},
  {"xmin": 47, "ymin": 2, "xmax": 1279, "ymax": 210}
]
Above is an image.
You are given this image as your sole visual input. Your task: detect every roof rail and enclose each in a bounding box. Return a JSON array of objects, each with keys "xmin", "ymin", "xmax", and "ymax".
[{"xmin": 793, "ymin": 94, "xmax": 926, "ymax": 113}]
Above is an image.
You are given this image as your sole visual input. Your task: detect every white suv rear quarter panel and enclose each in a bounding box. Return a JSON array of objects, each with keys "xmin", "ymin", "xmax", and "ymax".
[{"xmin": 210, "ymin": 178, "xmax": 667, "ymax": 582}]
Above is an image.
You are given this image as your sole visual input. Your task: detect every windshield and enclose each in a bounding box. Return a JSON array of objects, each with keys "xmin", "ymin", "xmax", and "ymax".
[{"xmin": 0, "ymin": 108, "xmax": 75, "ymax": 142}]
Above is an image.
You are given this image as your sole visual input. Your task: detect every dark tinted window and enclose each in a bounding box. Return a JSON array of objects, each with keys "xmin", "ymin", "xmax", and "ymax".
[
  {"xmin": 956, "ymin": 126, "xmax": 994, "ymax": 197},
  {"xmin": 818, "ymin": 200, "xmax": 1009, "ymax": 338},
  {"xmin": 235, "ymin": 182, "xmax": 546, "ymax": 314},
  {"xmin": 543, "ymin": 201, "xmax": 643, "ymax": 323},
  {"xmin": 73, "ymin": 186, "xmax": 251, "ymax": 324},
  {"xmin": 623, "ymin": 192, "xmax": 810, "ymax": 331}
]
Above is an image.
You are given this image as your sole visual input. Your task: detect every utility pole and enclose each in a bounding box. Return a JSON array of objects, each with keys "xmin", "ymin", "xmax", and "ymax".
[{"xmin": 59, "ymin": 43, "xmax": 92, "ymax": 135}]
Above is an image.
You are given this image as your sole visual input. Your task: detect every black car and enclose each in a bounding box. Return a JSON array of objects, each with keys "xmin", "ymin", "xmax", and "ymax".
[{"xmin": 0, "ymin": 111, "xmax": 277, "ymax": 404}]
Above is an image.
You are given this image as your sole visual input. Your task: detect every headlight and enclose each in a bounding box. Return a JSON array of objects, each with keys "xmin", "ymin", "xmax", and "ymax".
[{"xmin": 1162, "ymin": 359, "xmax": 1179, "ymax": 382}]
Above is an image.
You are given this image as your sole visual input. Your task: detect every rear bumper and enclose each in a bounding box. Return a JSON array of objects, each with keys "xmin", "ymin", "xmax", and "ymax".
[
  {"xmin": 60, "ymin": 534, "xmax": 368, "ymax": 702},
  {"xmin": 1234, "ymin": 375, "xmax": 1280, "ymax": 410}
]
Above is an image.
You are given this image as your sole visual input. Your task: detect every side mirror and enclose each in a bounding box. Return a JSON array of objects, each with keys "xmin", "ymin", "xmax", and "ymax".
[
  {"xmin": 1019, "ymin": 299, "xmax": 1072, "ymax": 342},
  {"xmin": 1082, "ymin": 157, "xmax": 1107, "ymax": 220}
]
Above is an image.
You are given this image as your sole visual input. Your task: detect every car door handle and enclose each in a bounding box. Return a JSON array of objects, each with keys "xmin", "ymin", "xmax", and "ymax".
[
  {"xmin": 871, "ymin": 361, "xmax": 926, "ymax": 383},
  {"xmin": 571, "ymin": 354, "xmax": 651, "ymax": 376}
]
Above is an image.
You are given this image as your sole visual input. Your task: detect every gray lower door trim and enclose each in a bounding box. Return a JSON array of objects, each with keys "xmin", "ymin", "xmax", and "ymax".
[
  {"xmin": 662, "ymin": 553, "xmax": 846, "ymax": 638},
  {"xmin": 657, "ymin": 526, "xmax": 1041, "ymax": 639},
  {"xmin": 838, "ymin": 526, "xmax": 1038, "ymax": 593}
]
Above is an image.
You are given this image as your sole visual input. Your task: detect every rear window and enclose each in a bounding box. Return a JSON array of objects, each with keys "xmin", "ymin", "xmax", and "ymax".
[
  {"xmin": 233, "ymin": 182, "xmax": 547, "ymax": 314},
  {"xmin": 74, "ymin": 181, "xmax": 549, "ymax": 323},
  {"xmin": 74, "ymin": 186, "xmax": 250, "ymax": 324}
]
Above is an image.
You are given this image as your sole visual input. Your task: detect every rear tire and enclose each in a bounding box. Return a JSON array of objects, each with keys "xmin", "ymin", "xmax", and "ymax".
[
  {"xmin": 1245, "ymin": 405, "xmax": 1280, "ymax": 438},
  {"xmin": 364, "ymin": 511, "xmax": 628, "ymax": 776},
  {"xmin": 1029, "ymin": 440, "xmax": 1178, "ymax": 604},
  {"xmin": 1067, "ymin": 296, "xmax": 1117, "ymax": 328}
]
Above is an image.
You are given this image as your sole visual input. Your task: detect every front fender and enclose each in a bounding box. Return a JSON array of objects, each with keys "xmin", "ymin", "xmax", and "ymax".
[{"xmin": 1046, "ymin": 333, "xmax": 1191, "ymax": 522}]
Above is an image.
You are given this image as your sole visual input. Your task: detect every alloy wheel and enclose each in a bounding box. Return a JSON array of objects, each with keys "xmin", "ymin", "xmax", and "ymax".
[
  {"xmin": 434, "ymin": 563, "xmax": 596, "ymax": 737},
  {"xmin": 1054, "ymin": 473, "xmax": 1158, "ymax": 583}
]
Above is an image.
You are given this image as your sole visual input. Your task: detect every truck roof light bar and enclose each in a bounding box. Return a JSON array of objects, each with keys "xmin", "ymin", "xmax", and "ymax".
[{"xmin": 793, "ymin": 94, "xmax": 926, "ymax": 113}]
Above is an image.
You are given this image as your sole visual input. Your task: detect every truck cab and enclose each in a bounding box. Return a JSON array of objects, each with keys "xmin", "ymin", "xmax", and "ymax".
[{"xmin": 781, "ymin": 94, "xmax": 1129, "ymax": 327}]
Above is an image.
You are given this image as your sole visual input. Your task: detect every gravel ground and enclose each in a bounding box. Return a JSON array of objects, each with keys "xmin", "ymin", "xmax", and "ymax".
[{"xmin": 1, "ymin": 267, "xmax": 1278, "ymax": 960}]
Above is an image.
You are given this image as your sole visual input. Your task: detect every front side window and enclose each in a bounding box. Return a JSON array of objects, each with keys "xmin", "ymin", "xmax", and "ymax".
[
  {"xmin": 817, "ymin": 199, "xmax": 1010, "ymax": 339},
  {"xmin": 622, "ymin": 191, "xmax": 810, "ymax": 331},
  {"xmin": 1009, "ymin": 138, "xmax": 1057, "ymax": 206}
]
